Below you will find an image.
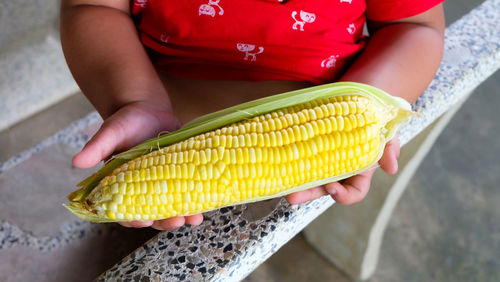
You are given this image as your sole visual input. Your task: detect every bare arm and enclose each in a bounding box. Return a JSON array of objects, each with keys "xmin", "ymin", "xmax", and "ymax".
[
  {"xmin": 61, "ymin": 0, "xmax": 178, "ymax": 165},
  {"xmin": 61, "ymin": 1, "xmax": 201, "ymax": 229},
  {"xmin": 340, "ymin": 5, "xmax": 445, "ymax": 103},
  {"xmin": 60, "ymin": 0, "xmax": 172, "ymax": 117}
]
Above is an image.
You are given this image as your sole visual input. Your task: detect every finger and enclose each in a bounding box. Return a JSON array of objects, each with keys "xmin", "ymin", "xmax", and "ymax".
[
  {"xmin": 393, "ymin": 137, "xmax": 401, "ymax": 159},
  {"xmin": 118, "ymin": 222, "xmax": 133, "ymax": 228},
  {"xmin": 119, "ymin": 221, "xmax": 153, "ymax": 228},
  {"xmin": 185, "ymin": 214, "xmax": 204, "ymax": 226},
  {"xmin": 73, "ymin": 106, "xmax": 179, "ymax": 169},
  {"xmin": 151, "ymin": 217, "xmax": 186, "ymax": 231},
  {"xmin": 325, "ymin": 167, "xmax": 376, "ymax": 205},
  {"xmin": 379, "ymin": 137, "xmax": 400, "ymax": 175},
  {"xmin": 72, "ymin": 121, "xmax": 125, "ymax": 168},
  {"xmin": 286, "ymin": 186, "xmax": 328, "ymax": 205}
]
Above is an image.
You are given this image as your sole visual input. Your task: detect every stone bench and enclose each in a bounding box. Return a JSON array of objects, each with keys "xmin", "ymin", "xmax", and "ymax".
[{"xmin": 0, "ymin": 0, "xmax": 498, "ymax": 280}]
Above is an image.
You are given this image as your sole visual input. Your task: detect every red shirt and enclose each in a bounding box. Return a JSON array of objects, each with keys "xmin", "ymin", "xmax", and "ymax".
[{"xmin": 132, "ymin": 0, "xmax": 444, "ymax": 84}]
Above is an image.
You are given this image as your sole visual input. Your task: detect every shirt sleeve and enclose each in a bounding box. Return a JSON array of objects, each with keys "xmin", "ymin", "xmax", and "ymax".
[{"xmin": 366, "ymin": 0, "xmax": 445, "ymax": 22}]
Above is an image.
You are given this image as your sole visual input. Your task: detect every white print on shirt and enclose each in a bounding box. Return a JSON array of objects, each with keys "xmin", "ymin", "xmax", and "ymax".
[
  {"xmin": 160, "ymin": 33, "xmax": 170, "ymax": 43},
  {"xmin": 346, "ymin": 23, "xmax": 356, "ymax": 34},
  {"xmin": 321, "ymin": 55, "xmax": 339, "ymax": 69},
  {"xmin": 237, "ymin": 43, "xmax": 264, "ymax": 62},
  {"xmin": 340, "ymin": 0, "xmax": 352, "ymax": 4},
  {"xmin": 199, "ymin": 0, "xmax": 224, "ymax": 17},
  {"xmin": 291, "ymin": 10, "xmax": 316, "ymax": 31},
  {"xmin": 134, "ymin": 0, "xmax": 147, "ymax": 8}
]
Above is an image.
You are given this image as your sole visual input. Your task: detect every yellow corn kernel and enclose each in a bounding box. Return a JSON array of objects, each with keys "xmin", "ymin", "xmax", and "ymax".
[{"xmin": 67, "ymin": 90, "xmax": 412, "ymax": 223}]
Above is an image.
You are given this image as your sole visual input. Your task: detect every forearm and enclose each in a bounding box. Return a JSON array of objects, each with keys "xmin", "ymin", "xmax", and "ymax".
[
  {"xmin": 60, "ymin": 3, "xmax": 171, "ymax": 118},
  {"xmin": 340, "ymin": 22, "xmax": 444, "ymax": 103}
]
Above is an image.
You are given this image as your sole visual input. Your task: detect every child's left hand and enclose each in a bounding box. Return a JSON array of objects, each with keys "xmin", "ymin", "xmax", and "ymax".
[
  {"xmin": 286, "ymin": 2, "xmax": 445, "ymax": 206},
  {"xmin": 286, "ymin": 136, "xmax": 400, "ymax": 205}
]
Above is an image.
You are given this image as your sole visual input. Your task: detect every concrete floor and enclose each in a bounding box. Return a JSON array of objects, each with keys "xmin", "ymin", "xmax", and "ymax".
[{"xmin": 0, "ymin": 1, "xmax": 498, "ymax": 281}]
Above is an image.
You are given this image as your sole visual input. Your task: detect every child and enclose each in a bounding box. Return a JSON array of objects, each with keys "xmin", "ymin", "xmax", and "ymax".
[{"xmin": 60, "ymin": 0, "xmax": 445, "ymax": 230}]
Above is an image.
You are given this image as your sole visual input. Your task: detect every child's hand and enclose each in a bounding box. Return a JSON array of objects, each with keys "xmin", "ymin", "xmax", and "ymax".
[
  {"xmin": 286, "ymin": 137, "xmax": 400, "ymax": 205},
  {"xmin": 286, "ymin": 2, "xmax": 445, "ymax": 207},
  {"xmin": 72, "ymin": 101, "xmax": 204, "ymax": 230}
]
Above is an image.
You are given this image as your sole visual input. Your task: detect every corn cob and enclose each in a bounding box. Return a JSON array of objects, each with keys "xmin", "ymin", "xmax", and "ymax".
[{"xmin": 65, "ymin": 82, "xmax": 413, "ymax": 222}]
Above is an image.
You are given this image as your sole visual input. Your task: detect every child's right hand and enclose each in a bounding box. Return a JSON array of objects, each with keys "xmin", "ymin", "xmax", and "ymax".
[
  {"xmin": 72, "ymin": 101, "xmax": 204, "ymax": 230},
  {"xmin": 61, "ymin": 2, "xmax": 204, "ymax": 230}
]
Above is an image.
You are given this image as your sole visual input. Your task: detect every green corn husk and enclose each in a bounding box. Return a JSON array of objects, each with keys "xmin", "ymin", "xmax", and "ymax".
[{"xmin": 65, "ymin": 82, "xmax": 414, "ymax": 222}]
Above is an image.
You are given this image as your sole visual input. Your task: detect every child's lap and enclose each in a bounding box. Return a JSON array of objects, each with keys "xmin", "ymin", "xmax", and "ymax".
[{"xmin": 158, "ymin": 72, "xmax": 314, "ymax": 124}]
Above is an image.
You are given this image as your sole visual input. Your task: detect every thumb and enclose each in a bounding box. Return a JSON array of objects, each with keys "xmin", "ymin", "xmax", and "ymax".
[
  {"xmin": 73, "ymin": 104, "xmax": 180, "ymax": 169},
  {"xmin": 72, "ymin": 120, "xmax": 125, "ymax": 168},
  {"xmin": 378, "ymin": 136, "xmax": 400, "ymax": 175}
]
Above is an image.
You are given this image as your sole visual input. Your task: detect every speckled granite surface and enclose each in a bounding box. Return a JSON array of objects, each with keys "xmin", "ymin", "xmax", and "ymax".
[
  {"xmin": 98, "ymin": 198, "xmax": 333, "ymax": 282},
  {"xmin": 0, "ymin": 0, "xmax": 498, "ymax": 281}
]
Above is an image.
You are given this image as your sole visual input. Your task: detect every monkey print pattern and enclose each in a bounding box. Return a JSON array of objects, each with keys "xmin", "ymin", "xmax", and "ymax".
[
  {"xmin": 237, "ymin": 43, "xmax": 264, "ymax": 62},
  {"xmin": 199, "ymin": 0, "xmax": 224, "ymax": 17},
  {"xmin": 134, "ymin": 0, "xmax": 147, "ymax": 8},
  {"xmin": 160, "ymin": 33, "xmax": 170, "ymax": 43},
  {"xmin": 291, "ymin": 10, "xmax": 316, "ymax": 31},
  {"xmin": 346, "ymin": 23, "xmax": 356, "ymax": 35},
  {"xmin": 321, "ymin": 55, "xmax": 339, "ymax": 68}
]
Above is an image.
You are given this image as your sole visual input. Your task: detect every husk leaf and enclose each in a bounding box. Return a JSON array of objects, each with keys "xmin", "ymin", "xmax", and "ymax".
[{"xmin": 66, "ymin": 82, "xmax": 414, "ymax": 222}]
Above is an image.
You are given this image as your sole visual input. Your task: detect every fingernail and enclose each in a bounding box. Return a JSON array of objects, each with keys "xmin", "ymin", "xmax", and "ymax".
[{"xmin": 326, "ymin": 186, "xmax": 337, "ymax": 195}]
